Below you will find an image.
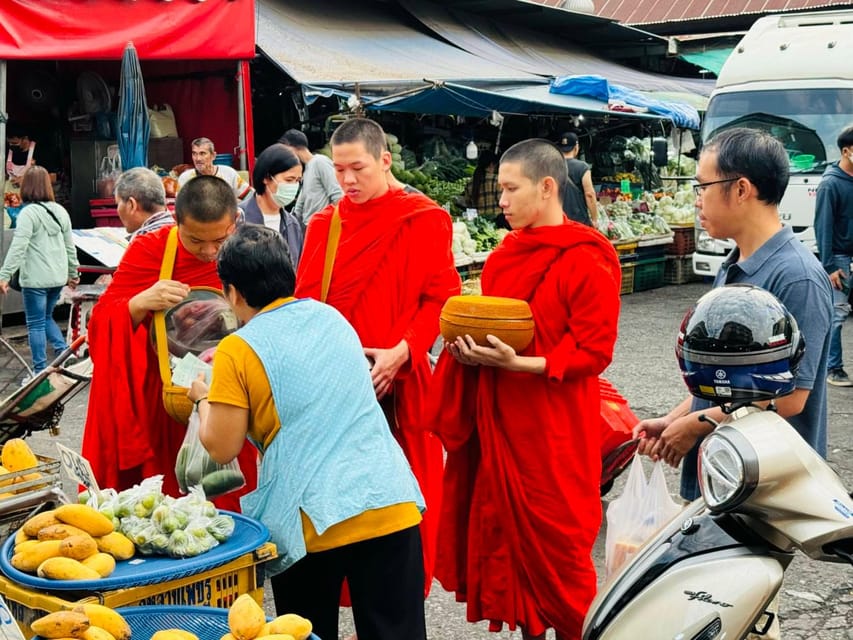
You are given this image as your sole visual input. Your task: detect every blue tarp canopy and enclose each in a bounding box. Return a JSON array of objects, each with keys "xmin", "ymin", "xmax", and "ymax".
[
  {"xmin": 366, "ymin": 81, "xmax": 663, "ymax": 122},
  {"xmin": 550, "ymin": 75, "xmax": 702, "ymax": 129}
]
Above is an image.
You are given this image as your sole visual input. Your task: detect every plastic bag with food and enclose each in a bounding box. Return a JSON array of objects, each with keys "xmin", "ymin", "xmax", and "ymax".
[{"xmin": 159, "ymin": 289, "xmax": 239, "ymax": 358}]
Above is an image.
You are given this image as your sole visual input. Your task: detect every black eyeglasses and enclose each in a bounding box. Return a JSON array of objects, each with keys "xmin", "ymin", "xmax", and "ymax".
[{"xmin": 692, "ymin": 177, "xmax": 739, "ymax": 196}]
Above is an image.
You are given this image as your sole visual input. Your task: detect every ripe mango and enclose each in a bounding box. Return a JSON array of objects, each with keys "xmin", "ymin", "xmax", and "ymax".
[
  {"xmin": 22, "ymin": 510, "xmax": 60, "ymax": 537},
  {"xmin": 151, "ymin": 631, "xmax": 199, "ymax": 640},
  {"xmin": 39, "ymin": 524, "xmax": 92, "ymax": 541},
  {"xmin": 73, "ymin": 604, "xmax": 130, "ymax": 640},
  {"xmin": 81, "ymin": 552, "xmax": 116, "ymax": 578},
  {"xmin": 82, "ymin": 627, "xmax": 116, "ymax": 640},
  {"xmin": 30, "ymin": 611, "xmax": 90, "ymax": 639},
  {"xmin": 11, "ymin": 539, "xmax": 63, "ymax": 573},
  {"xmin": 37, "ymin": 556, "xmax": 102, "ymax": 580},
  {"xmin": 268, "ymin": 614, "xmax": 313, "ymax": 640},
  {"xmin": 54, "ymin": 504, "xmax": 115, "ymax": 537},
  {"xmin": 228, "ymin": 594, "xmax": 266, "ymax": 640},
  {"xmin": 1, "ymin": 438, "xmax": 38, "ymax": 472},
  {"xmin": 95, "ymin": 531, "xmax": 135, "ymax": 560},
  {"xmin": 60, "ymin": 535, "xmax": 99, "ymax": 561}
]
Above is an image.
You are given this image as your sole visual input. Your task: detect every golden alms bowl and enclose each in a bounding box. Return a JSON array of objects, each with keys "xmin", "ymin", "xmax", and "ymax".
[{"xmin": 440, "ymin": 295, "xmax": 535, "ymax": 352}]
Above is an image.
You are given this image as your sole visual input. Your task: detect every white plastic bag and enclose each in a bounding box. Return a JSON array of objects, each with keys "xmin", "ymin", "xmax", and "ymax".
[
  {"xmin": 149, "ymin": 104, "xmax": 178, "ymax": 138},
  {"xmin": 175, "ymin": 410, "xmax": 245, "ymax": 499},
  {"xmin": 604, "ymin": 454, "xmax": 682, "ymax": 578}
]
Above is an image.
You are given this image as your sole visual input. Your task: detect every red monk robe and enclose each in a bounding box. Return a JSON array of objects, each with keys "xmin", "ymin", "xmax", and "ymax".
[
  {"xmin": 82, "ymin": 225, "xmax": 257, "ymax": 510},
  {"xmin": 295, "ymin": 187, "xmax": 461, "ymax": 595},
  {"xmin": 429, "ymin": 221, "xmax": 621, "ymax": 637}
]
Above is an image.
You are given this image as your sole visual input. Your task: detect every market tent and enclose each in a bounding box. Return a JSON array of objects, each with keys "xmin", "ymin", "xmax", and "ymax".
[
  {"xmin": 256, "ymin": 0, "xmax": 540, "ymax": 96},
  {"xmin": 367, "ymin": 81, "xmax": 663, "ymax": 123},
  {"xmin": 0, "ymin": 0, "xmax": 255, "ymax": 60},
  {"xmin": 550, "ymin": 75, "xmax": 701, "ymax": 129},
  {"xmin": 680, "ymin": 47, "xmax": 735, "ymax": 76},
  {"xmin": 397, "ymin": 0, "xmax": 714, "ymax": 100}
]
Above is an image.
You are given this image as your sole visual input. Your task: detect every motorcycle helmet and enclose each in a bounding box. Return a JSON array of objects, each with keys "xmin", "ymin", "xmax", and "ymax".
[{"xmin": 676, "ymin": 284, "xmax": 804, "ymax": 403}]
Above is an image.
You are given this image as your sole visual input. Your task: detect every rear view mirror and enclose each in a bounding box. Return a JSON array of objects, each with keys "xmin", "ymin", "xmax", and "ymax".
[{"xmin": 652, "ymin": 138, "xmax": 668, "ymax": 167}]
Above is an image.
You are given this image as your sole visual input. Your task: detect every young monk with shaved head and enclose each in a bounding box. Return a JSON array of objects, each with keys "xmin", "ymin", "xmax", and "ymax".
[{"xmin": 430, "ymin": 138, "xmax": 622, "ymax": 639}]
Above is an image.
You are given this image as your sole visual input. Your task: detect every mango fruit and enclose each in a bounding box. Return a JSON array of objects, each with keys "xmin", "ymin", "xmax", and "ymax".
[
  {"xmin": 11, "ymin": 539, "xmax": 63, "ymax": 573},
  {"xmin": 54, "ymin": 504, "xmax": 115, "ymax": 537},
  {"xmin": 59, "ymin": 535, "xmax": 99, "ymax": 561},
  {"xmin": 268, "ymin": 614, "xmax": 313, "ymax": 640},
  {"xmin": 95, "ymin": 531, "xmax": 135, "ymax": 560},
  {"xmin": 81, "ymin": 552, "xmax": 117, "ymax": 578},
  {"xmin": 1, "ymin": 438, "xmax": 38, "ymax": 471},
  {"xmin": 37, "ymin": 556, "xmax": 102, "ymax": 580},
  {"xmin": 73, "ymin": 605, "xmax": 130, "ymax": 640},
  {"xmin": 30, "ymin": 611, "xmax": 90, "ymax": 639},
  {"xmin": 228, "ymin": 594, "xmax": 266, "ymax": 640},
  {"xmin": 22, "ymin": 509, "xmax": 60, "ymax": 537},
  {"xmin": 38, "ymin": 523, "xmax": 91, "ymax": 541}
]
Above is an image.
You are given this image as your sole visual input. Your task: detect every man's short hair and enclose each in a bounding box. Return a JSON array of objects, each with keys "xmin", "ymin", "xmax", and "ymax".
[
  {"xmin": 217, "ymin": 224, "xmax": 295, "ymax": 308},
  {"xmin": 500, "ymin": 138, "xmax": 568, "ymax": 200},
  {"xmin": 191, "ymin": 137, "xmax": 215, "ymax": 154},
  {"xmin": 115, "ymin": 167, "xmax": 166, "ymax": 214},
  {"xmin": 837, "ymin": 124, "xmax": 853, "ymax": 151},
  {"xmin": 253, "ymin": 144, "xmax": 302, "ymax": 196},
  {"xmin": 278, "ymin": 129, "xmax": 310, "ymax": 150},
  {"xmin": 175, "ymin": 175, "xmax": 237, "ymax": 224},
  {"xmin": 703, "ymin": 128, "xmax": 788, "ymax": 206},
  {"xmin": 330, "ymin": 118, "xmax": 387, "ymax": 159}
]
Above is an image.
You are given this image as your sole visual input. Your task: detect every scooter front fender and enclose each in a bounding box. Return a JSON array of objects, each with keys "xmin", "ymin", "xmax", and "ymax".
[{"xmin": 584, "ymin": 504, "xmax": 792, "ymax": 640}]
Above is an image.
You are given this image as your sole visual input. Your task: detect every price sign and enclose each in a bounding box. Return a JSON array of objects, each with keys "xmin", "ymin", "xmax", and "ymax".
[
  {"xmin": 56, "ymin": 443, "xmax": 101, "ymax": 495},
  {"xmin": 0, "ymin": 595, "xmax": 26, "ymax": 640}
]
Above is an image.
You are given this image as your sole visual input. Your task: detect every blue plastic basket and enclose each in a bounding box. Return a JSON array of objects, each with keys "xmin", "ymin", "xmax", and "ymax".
[
  {"xmin": 32, "ymin": 606, "xmax": 320, "ymax": 640},
  {"xmin": 1, "ymin": 511, "xmax": 269, "ymax": 591},
  {"xmin": 214, "ymin": 153, "xmax": 234, "ymax": 167}
]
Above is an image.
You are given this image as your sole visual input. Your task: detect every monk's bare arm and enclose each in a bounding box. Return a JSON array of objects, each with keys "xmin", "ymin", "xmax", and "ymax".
[{"xmin": 128, "ymin": 280, "xmax": 191, "ymax": 328}]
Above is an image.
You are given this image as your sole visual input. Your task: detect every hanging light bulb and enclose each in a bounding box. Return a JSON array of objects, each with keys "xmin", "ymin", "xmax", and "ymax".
[{"xmin": 466, "ymin": 140, "xmax": 479, "ymax": 160}]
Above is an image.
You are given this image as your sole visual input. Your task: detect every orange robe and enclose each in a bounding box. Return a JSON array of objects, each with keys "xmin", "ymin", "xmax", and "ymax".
[
  {"xmin": 82, "ymin": 225, "xmax": 257, "ymax": 510},
  {"xmin": 428, "ymin": 221, "xmax": 621, "ymax": 636},
  {"xmin": 295, "ymin": 188, "xmax": 461, "ymax": 595}
]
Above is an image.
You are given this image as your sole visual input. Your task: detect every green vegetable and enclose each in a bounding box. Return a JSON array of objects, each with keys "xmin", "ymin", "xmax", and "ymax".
[{"xmin": 201, "ymin": 469, "xmax": 246, "ymax": 499}]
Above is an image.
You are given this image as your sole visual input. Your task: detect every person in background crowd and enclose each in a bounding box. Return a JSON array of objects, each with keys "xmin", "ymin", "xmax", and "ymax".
[
  {"xmin": 428, "ymin": 138, "xmax": 621, "ymax": 640},
  {"xmin": 114, "ymin": 167, "xmax": 174, "ymax": 240},
  {"xmin": 295, "ymin": 118, "xmax": 460, "ymax": 604},
  {"xmin": 0, "ymin": 166, "xmax": 79, "ymax": 373},
  {"xmin": 242, "ymin": 144, "xmax": 304, "ymax": 267},
  {"xmin": 177, "ymin": 137, "xmax": 253, "ymax": 203},
  {"xmin": 556, "ymin": 132, "xmax": 597, "ymax": 226},
  {"xmin": 464, "ymin": 150, "xmax": 507, "ymax": 227},
  {"xmin": 6, "ymin": 127, "xmax": 36, "ymax": 187},
  {"xmin": 814, "ymin": 123, "xmax": 853, "ymax": 386},
  {"xmin": 278, "ymin": 129, "xmax": 342, "ymax": 226},
  {"xmin": 82, "ymin": 176, "xmax": 257, "ymax": 509},
  {"xmin": 189, "ymin": 224, "xmax": 427, "ymax": 640}
]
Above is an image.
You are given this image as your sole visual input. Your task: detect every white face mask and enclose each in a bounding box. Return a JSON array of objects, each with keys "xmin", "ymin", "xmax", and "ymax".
[{"xmin": 272, "ymin": 181, "xmax": 300, "ymax": 208}]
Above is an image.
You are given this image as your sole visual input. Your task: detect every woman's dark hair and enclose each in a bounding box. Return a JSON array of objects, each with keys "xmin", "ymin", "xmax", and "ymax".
[
  {"xmin": 20, "ymin": 166, "xmax": 55, "ymax": 203},
  {"xmin": 470, "ymin": 150, "xmax": 497, "ymax": 205},
  {"xmin": 253, "ymin": 144, "xmax": 302, "ymax": 196},
  {"xmin": 703, "ymin": 128, "xmax": 789, "ymax": 206},
  {"xmin": 217, "ymin": 224, "xmax": 296, "ymax": 309}
]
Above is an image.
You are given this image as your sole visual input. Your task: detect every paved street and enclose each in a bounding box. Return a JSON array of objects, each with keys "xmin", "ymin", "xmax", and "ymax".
[{"xmin": 9, "ymin": 280, "xmax": 853, "ymax": 639}]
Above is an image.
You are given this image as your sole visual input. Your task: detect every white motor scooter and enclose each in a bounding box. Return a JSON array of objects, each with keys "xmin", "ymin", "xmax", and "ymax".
[
  {"xmin": 583, "ymin": 284, "xmax": 853, "ymax": 640},
  {"xmin": 583, "ymin": 405, "xmax": 853, "ymax": 639}
]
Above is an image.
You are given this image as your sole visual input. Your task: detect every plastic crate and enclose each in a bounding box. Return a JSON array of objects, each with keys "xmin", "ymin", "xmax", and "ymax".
[
  {"xmin": 633, "ymin": 256, "xmax": 666, "ymax": 292},
  {"xmin": 666, "ymin": 226, "xmax": 696, "ymax": 256},
  {"xmin": 620, "ymin": 262, "xmax": 636, "ymax": 295},
  {"xmin": 664, "ymin": 256, "xmax": 701, "ymax": 285},
  {"xmin": 612, "ymin": 241, "xmax": 639, "ymax": 257},
  {"xmin": 0, "ymin": 456, "xmax": 63, "ymax": 544},
  {"xmin": 0, "ymin": 541, "xmax": 276, "ymax": 638}
]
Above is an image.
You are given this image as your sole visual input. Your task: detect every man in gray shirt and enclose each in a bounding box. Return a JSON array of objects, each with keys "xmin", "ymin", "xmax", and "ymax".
[{"xmin": 278, "ymin": 129, "xmax": 343, "ymax": 225}]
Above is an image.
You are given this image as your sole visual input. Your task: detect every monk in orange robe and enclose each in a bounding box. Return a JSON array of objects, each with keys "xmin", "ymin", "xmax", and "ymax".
[
  {"xmin": 429, "ymin": 139, "xmax": 621, "ymax": 639},
  {"xmin": 82, "ymin": 176, "xmax": 256, "ymax": 511},
  {"xmin": 295, "ymin": 118, "xmax": 461, "ymax": 597}
]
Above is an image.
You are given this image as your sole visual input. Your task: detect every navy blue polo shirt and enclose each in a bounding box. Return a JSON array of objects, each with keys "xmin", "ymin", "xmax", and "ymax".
[{"xmin": 681, "ymin": 226, "xmax": 832, "ymax": 500}]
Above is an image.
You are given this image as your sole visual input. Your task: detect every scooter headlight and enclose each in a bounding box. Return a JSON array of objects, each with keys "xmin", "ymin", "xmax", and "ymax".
[{"xmin": 697, "ymin": 426, "xmax": 758, "ymax": 512}]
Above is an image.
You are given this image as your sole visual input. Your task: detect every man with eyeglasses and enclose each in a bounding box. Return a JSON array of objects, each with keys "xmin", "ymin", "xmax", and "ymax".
[{"xmin": 634, "ymin": 127, "xmax": 832, "ymax": 505}]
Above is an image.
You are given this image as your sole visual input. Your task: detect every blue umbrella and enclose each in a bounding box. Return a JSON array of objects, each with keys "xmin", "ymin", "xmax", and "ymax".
[{"xmin": 117, "ymin": 41, "xmax": 150, "ymax": 170}]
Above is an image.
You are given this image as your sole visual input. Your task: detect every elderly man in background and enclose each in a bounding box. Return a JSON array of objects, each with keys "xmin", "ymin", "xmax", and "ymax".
[
  {"xmin": 177, "ymin": 137, "xmax": 253, "ymax": 203},
  {"xmin": 115, "ymin": 167, "xmax": 174, "ymax": 239},
  {"xmin": 278, "ymin": 129, "xmax": 342, "ymax": 225}
]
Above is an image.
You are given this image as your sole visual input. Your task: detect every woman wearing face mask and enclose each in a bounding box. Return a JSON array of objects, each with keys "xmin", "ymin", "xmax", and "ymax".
[{"xmin": 243, "ymin": 144, "xmax": 305, "ymax": 267}]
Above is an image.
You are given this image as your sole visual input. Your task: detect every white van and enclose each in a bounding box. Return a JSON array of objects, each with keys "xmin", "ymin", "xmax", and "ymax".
[{"xmin": 692, "ymin": 9, "xmax": 853, "ymax": 277}]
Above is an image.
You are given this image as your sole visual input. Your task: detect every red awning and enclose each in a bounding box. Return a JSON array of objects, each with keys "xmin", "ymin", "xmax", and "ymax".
[{"xmin": 0, "ymin": 0, "xmax": 256, "ymax": 60}]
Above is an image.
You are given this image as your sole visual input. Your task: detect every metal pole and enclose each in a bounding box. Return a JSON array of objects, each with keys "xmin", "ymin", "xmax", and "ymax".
[
  {"xmin": 1, "ymin": 60, "xmax": 7, "ymax": 329},
  {"xmin": 236, "ymin": 61, "xmax": 247, "ymax": 172},
  {"xmin": 240, "ymin": 60, "xmax": 255, "ymax": 178}
]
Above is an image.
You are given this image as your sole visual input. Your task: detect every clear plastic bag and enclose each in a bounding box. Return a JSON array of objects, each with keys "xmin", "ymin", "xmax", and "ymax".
[
  {"xmin": 604, "ymin": 454, "xmax": 683, "ymax": 579},
  {"xmin": 175, "ymin": 410, "xmax": 246, "ymax": 499},
  {"xmin": 165, "ymin": 292, "xmax": 239, "ymax": 358}
]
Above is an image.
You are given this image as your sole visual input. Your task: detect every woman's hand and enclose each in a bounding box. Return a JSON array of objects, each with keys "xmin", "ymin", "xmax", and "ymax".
[
  {"xmin": 0, "ymin": 281, "xmax": 8, "ymax": 295},
  {"xmin": 187, "ymin": 372, "xmax": 210, "ymax": 404}
]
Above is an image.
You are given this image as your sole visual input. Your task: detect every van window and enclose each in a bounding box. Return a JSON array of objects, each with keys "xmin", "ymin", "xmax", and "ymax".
[{"xmin": 703, "ymin": 88, "xmax": 853, "ymax": 171}]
